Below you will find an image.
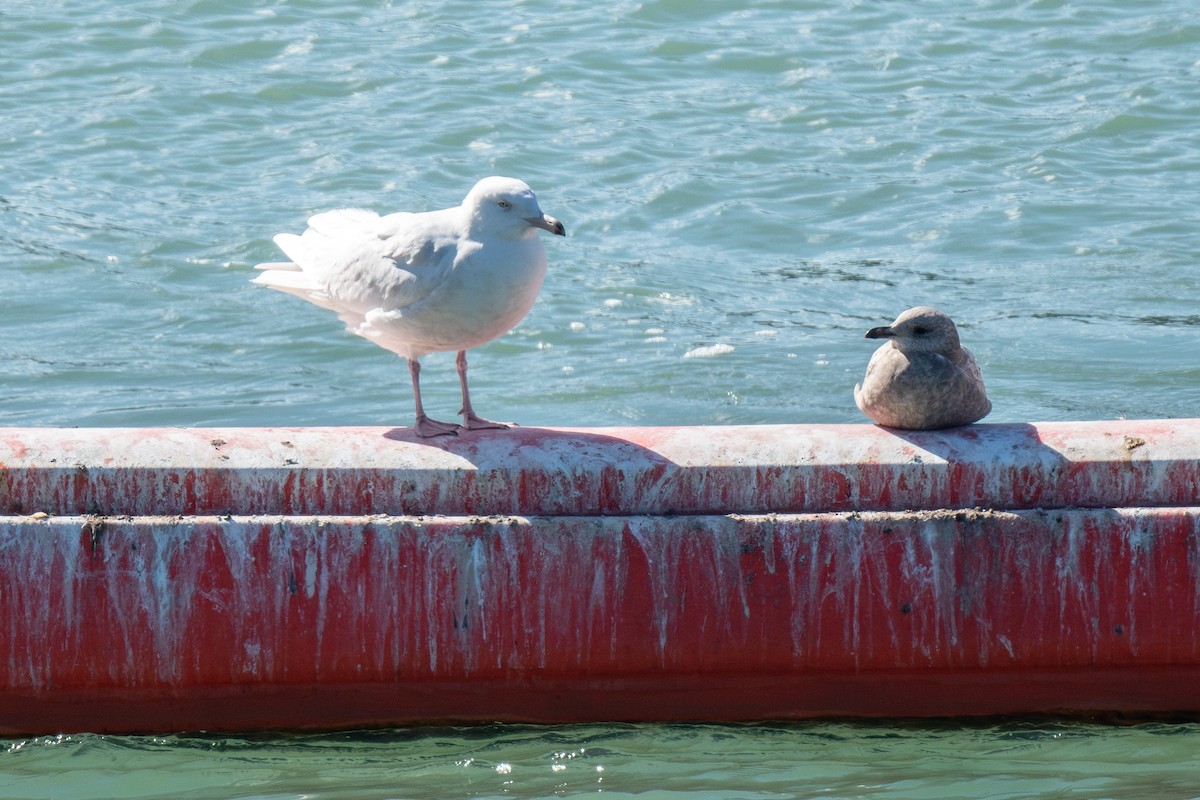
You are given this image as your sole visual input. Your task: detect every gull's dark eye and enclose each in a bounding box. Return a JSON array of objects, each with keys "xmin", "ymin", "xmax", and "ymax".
[
  {"xmin": 912, "ymin": 325, "xmax": 929, "ymax": 335},
  {"xmin": 498, "ymin": 200, "xmax": 511, "ymax": 209}
]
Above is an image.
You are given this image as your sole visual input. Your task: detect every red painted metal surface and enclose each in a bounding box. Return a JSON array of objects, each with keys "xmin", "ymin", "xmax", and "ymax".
[
  {"xmin": 1, "ymin": 421, "xmax": 1199, "ymax": 733},
  {"xmin": 1, "ymin": 420, "xmax": 1197, "ymax": 517}
]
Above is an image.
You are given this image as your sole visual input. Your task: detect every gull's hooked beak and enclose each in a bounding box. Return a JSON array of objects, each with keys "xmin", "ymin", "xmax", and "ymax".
[
  {"xmin": 528, "ymin": 213, "xmax": 566, "ymax": 236},
  {"xmin": 864, "ymin": 325, "xmax": 896, "ymax": 340}
]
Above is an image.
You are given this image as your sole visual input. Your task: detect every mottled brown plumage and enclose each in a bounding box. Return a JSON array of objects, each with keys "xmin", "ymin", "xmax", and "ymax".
[{"xmin": 854, "ymin": 306, "xmax": 991, "ymax": 430}]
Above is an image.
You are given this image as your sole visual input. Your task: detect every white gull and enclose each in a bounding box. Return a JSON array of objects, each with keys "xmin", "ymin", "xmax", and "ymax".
[{"xmin": 253, "ymin": 176, "xmax": 565, "ymax": 437}]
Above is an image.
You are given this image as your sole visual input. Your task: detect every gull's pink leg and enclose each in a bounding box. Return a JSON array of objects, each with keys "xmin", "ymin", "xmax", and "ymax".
[
  {"xmin": 409, "ymin": 358, "xmax": 459, "ymax": 438},
  {"xmin": 456, "ymin": 349, "xmax": 512, "ymax": 431}
]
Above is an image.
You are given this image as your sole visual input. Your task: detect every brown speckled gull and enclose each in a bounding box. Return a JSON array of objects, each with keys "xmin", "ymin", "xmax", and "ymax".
[{"xmin": 853, "ymin": 306, "xmax": 991, "ymax": 430}]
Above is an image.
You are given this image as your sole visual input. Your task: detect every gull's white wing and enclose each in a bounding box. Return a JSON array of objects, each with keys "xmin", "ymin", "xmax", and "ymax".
[{"xmin": 254, "ymin": 206, "xmax": 465, "ymax": 316}]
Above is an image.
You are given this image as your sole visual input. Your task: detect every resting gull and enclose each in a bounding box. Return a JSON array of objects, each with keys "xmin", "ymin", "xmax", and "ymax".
[
  {"xmin": 253, "ymin": 177, "xmax": 566, "ymax": 437},
  {"xmin": 853, "ymin": 306, "xmax": 991, "ymax": 430}
]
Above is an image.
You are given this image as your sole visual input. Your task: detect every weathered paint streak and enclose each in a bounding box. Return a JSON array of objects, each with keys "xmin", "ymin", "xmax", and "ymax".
[
  {"xmin": 1, "ymin": 421, "xmax": 1198, "ymax": 517},
  {"xmin": 2, "ymin": 507, "xmax": 1200, "ymax": 732}
]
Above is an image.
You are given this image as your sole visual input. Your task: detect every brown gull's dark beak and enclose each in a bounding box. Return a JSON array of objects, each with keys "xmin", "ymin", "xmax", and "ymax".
[{"xmin": 864, "ymin": 325, "xmax": 896, "ymax": 340}]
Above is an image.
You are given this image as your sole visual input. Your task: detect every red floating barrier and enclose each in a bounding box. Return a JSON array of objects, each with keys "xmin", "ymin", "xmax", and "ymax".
[{"xmin": 0, "ymin": 420, "xmax": 1198, "ymax": 733}]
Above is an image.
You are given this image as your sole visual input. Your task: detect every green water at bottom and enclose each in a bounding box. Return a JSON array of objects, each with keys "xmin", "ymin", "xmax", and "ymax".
[{"xmin": 2, "ymin": 721, "xmax": 1198, "ymax": 799}]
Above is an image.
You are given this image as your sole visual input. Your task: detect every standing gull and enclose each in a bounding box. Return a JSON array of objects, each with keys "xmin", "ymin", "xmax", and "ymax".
[
  {"xmin": 853, "ymin": 306, "xmax": 991, "ymax": 430},
  {"xmin": 253, "ymin": 177, "xmax": 566, "ymax": 438}
]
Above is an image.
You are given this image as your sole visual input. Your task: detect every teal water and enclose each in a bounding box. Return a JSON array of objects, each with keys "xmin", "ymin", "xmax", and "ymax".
[
  {"xmin": 4, "ymin": 722, "xmax": 1200, "ymax": 800},
  {"xmin": 3, "ymin": 0, "xmax": 1200, "ymax": 795},
  {"xmin": 3, "ymin": 0, "xmax": 1198, "ymax": 429}
]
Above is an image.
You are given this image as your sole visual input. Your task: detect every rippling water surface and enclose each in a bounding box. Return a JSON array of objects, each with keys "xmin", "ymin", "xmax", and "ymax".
[
  {"xmin": 4, "ymin": 0, "xmax": 1198, "ymax": 429},
  {"xmin": 5, "ymin": 722, "xmax": 1200, "ymax": 800},
  {"xmin": 3, "ymin": 0, "xmax": 1200, "ymax": 795}
]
